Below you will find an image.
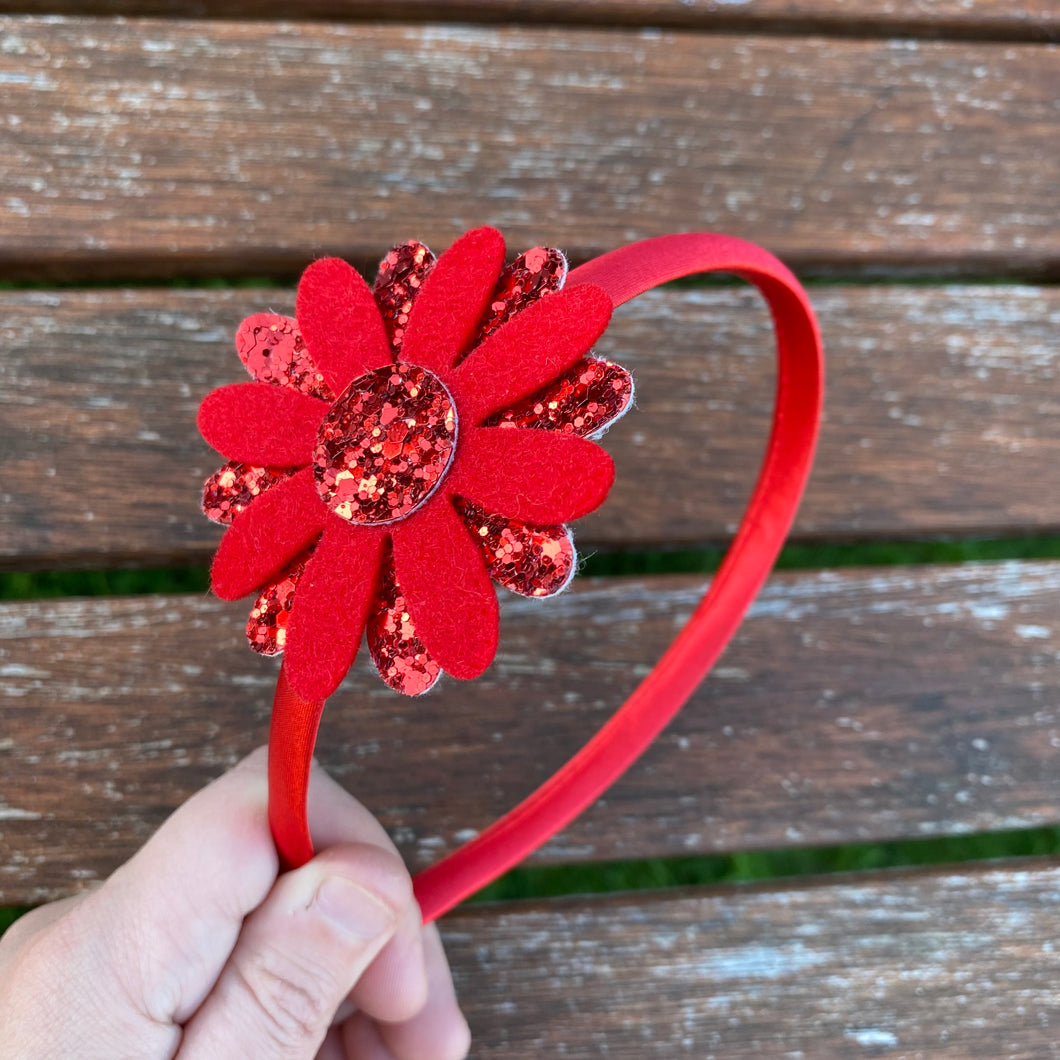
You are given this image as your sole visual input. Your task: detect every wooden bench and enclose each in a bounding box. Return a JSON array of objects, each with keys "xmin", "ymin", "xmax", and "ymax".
[{"xmin": 2, "ymin": 5, "xmax": 1059, "ymax": 1056}]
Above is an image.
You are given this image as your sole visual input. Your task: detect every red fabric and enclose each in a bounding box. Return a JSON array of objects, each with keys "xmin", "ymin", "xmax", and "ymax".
[
  {"xmin": 262, "ymin": 232, "xmax": 823, "ymax": 927},
  {"xmin": 269, "ymin": 661, "xmax": 323, "ymax": 869},
  {"xmin": 450, "ymin": 283, "xmax": 613, "ymax": 426},
  {"xmin": 283, "ymin": 520, "xmax": 388, "ymax": 702},
  {"xmin": 391, "ymin": 496, "xmax": 500, "ymax": 679},
  {"xmin": 452, "ymin": 427, "xmax": 615, "ymax": 525},
  {"xmin": 399, "ymin": 227, "xmax": 506, "ymax": 375},
  {"xmin": 210, "ymin": 468, "xmax": 327, "ymax": 600},
  {"xmin": 296, "ymin": 257, "xmax": 393, "ymax": 395},
  {"xmin": 197, "ymin": 382, "xmax": 327, "ymax": 467}
]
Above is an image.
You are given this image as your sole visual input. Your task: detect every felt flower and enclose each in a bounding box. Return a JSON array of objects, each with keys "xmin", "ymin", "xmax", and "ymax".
[{"xmin": 198, "ymin": 227, "xmax": 633, "ymax": 698}]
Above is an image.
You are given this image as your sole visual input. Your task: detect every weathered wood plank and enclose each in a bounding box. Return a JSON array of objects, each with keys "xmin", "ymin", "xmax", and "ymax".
[
  {"xmin": 1, "ymin": 19, "xmax": 1056, "ymax": 279},
  {"xmin": 444, "ymin": 862, "xmax": 1060, "ymax": 1058},
  {"xmin": 0, "ymin": 2, "xmax": 1056, "ymax": 43},
  {"xmin": 3, "ymin": 285, "xmax": 1058, "ymax": 568},
  {"xmin": 1, "ymin": 561, "xmax": 1058, "ymax": 903}
]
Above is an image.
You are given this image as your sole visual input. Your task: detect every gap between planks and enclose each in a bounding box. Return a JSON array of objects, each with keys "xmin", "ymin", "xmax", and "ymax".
[{"xmin": 0, "ymin": 2, "xmax": 1056, "ymax": 44}]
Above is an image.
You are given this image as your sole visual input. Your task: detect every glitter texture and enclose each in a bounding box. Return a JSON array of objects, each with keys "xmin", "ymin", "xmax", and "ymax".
[
  {"xmin": 246, "ymin": 555, "xmax": 309, "ymax": 655},
  {"xmin": 313, "ymin": 364, "xmax": 457, "ymax": 525},
  {"xmin": 477, "ymin": 246, "xmax": 566, "ymax": 342},
  {"xmin": 489, "ymin": 357, "xmax": 634, "ymax": 438},
  {"xmin": 202, "ymin": 461, "xmax": 293, "ymax": 525},
  {"xmin": 368, "ymin": 551, "xmax": 441, "ymax": 695},
  {"xmin": 374, "ymin": 240, "xmax": 436, "ymax": 353},
  {"xmin": 236, "ymin": 315, "xmax": 333, "ymax": 400},
  {"xmin": 459, "ymin": 500, "xmax": 575, "ymax": 598}
]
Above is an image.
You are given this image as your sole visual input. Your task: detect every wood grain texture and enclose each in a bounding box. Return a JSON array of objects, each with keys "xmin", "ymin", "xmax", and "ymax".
[
  {"xmin": 1, "ymin": 561, "xmax": 1058, "ymax": 903},
  {"xmin": 1, "ymin": 19, "xmax": 1057, "ymax": 279},
  {"xmin": 0, "ymin": 2, "xmax": 1056, "ymax": 42},
  {"xmin": 3, "ymin": 285, "xmax": 1058, "ymax": 568},
  {"xmin": 443, "ymin": 862, "xmax": 1060, "ymax": 1058}
]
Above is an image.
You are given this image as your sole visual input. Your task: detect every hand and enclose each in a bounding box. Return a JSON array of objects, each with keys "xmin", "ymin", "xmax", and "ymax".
[{"xmin": 0, "ymin": 748, "xmax": 471, "ymax": 1060}]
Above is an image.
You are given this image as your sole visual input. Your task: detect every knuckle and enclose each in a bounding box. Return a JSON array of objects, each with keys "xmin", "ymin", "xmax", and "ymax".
[{"xmin": 234, "ymin": 947, "xmax": 339, "ymax": 1047}]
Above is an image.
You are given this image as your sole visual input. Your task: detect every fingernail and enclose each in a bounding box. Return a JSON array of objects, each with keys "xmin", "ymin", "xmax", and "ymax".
[{"xmin": 314, "ymin": 876, "xmax": 396, "ymax": 939}]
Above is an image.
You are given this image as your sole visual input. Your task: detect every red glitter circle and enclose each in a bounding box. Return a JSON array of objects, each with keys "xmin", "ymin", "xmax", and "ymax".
[{"xmin": 313, "ymin": 363, "xmax": 457, "ymax": 525}]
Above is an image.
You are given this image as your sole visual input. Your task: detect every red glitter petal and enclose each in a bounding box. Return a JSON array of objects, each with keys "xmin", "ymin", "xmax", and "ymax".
[
  {"xmin": 487, "ymin": 357, "xmax": 633, "ymax": 438},
  {"xmin": 313, "ymin": 363, "xmax": 457, "ymax": 525},
  {"xmin": 236, "ymin": 314, "xmax": 333, "ymax": 401},
  {"xmin": 246, "ymin": 554, "xmax": 310, "ymax": 656},
  {"xmin": 458, "ymin": 500, "xmax": 575, "ymax": 598},
  {"xmin": 367, "ymin": 549, "xmax": 441, "ymax": 695},
  {"xmin": 475, "ymin": 246, "xmax": 566, "ymax": 344},
  {"xmin": 373, "ymin": 240, "xmax": 436, "ymax": 354},
  {"xmin": 202, "ymin": 461, "xmax": 295, "ymax": 525}
]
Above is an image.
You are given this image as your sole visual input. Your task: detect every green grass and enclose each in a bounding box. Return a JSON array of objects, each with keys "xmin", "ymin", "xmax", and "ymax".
[
  {"xmin": 471, "ymin": 826, "xmax": 1060, "ymax": 903},
  {"xmin": 580, "ymin": 534, "xmax": 1060, "ymax": 579},
  {"xmin": 0, "ymin": 567, "xmax": 210, "ymax": 601},
  {"xmin": 3, "ymin": 536, "xmax": 1059, "ymax": 601},
  {"xmin": 0, "ymin": 567, "xmax": 210, "ymax": 600},
  {"xmin": 0, "ymin": 908, "xmax": 29, "ymax": 935}
]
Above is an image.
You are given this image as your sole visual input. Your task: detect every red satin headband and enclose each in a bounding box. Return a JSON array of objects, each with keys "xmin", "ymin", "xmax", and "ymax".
[{"xmin": 197, "ymin": 229, "xmax": 824, "ymax": 923}]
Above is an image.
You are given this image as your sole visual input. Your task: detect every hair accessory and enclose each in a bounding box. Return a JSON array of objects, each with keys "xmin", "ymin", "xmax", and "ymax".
[{"xmin": 197, "ymin": 228, "xmax": 824, "ymax": 922}]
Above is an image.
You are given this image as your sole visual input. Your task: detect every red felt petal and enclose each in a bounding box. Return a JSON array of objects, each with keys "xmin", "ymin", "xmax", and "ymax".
[
  {"xmin": 452, "ymin": 427, "xmax": 615, "ymax": 525},
  {"xmin": 399, "ymin": 227, "xmax": 506, "ymax": 376},
  {"xmin": 282, "ymin": 520, "xmax": 387, "ymax": 702},
  {"xmin": 198, "ymin": 382, "xmax": 327, "ymax": 467},
  {"xmin": 449, "ymin": 283, "xmax": 613, "ymax": 426},
  {"xmin": 296, "ymin": 257, "xmax": 393, "ymax": 395},
  {"xmin": 367, "ymin": 548, "xmax": 442, "ymax": 696},
  {"xmin": 235, "ymin": 313, "xmax": 333, "ymax": 401},
  {"xmin": 391, "ymin": 495, "xmax": 499, "ymax": 680},
  {"xmin": 211, "ymin": 467, "xmax": 328, "ymax": 600}
]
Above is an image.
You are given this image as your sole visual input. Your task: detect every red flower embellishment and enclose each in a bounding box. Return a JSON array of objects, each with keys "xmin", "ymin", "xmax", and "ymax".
[{"xmin": 198, "ymin": 227, "xmax": 633, "ymax": 699}]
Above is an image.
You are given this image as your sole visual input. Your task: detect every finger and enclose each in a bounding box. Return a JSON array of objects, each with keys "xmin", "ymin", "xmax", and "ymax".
[
  {"xmin": 347, "ymin": 898, "xmax": 427, "ymax": 1024},
  {"xmin": 317, "ymin": 1024, "xmax": 346, "ymax": 1060},
  {"xmin": 96, "ymin": 746, "xmax": 280, "ymax": 1023},
  {"xmin": 373, "ymin": 924, "xmax": 471, "ymax": 1060},
  {"xmin": 178, "ymin": 842, "xmax": 413, "ymax": 1060},
  {"xmin": 306, "ymin": 765, "xmax": 430, "ymax": 1024},
  {"xmin": 0, "ymin": 748, "xmax": 280, "ymax": 1058},
  {"xmin": 306, "ymin": 760, "xmax": 401, "ymax": 856},
  {"xmin": 341, "ymin": 1014, "xmax": 396, "ymax": 1059},
  {"xmin": 338, "ymin": 926, "xmax": 469, "ymax": 1060}
]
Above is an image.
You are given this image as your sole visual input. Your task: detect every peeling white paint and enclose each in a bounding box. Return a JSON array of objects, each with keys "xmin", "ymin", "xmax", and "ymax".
[{"xmin": 845, "ymin": 1028, "xmax": 899, "ymax": 1049}]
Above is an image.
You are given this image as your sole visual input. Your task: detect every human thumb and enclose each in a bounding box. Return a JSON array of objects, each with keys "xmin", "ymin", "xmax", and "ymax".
[{"xmin": 177, "ymin": 842, "xmax": 413, "ymax": 1060}]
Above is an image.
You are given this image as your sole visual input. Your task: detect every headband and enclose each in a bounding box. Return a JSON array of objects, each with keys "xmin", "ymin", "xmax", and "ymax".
[{"xmin": 197, "ymin": 228, "xmax": 824, "ymax": 923}]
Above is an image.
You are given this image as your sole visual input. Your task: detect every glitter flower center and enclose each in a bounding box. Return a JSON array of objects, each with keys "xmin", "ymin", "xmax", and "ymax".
[{"xmin": 313, "ymin": 363, "xmax": 457, "ymax": 524}]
